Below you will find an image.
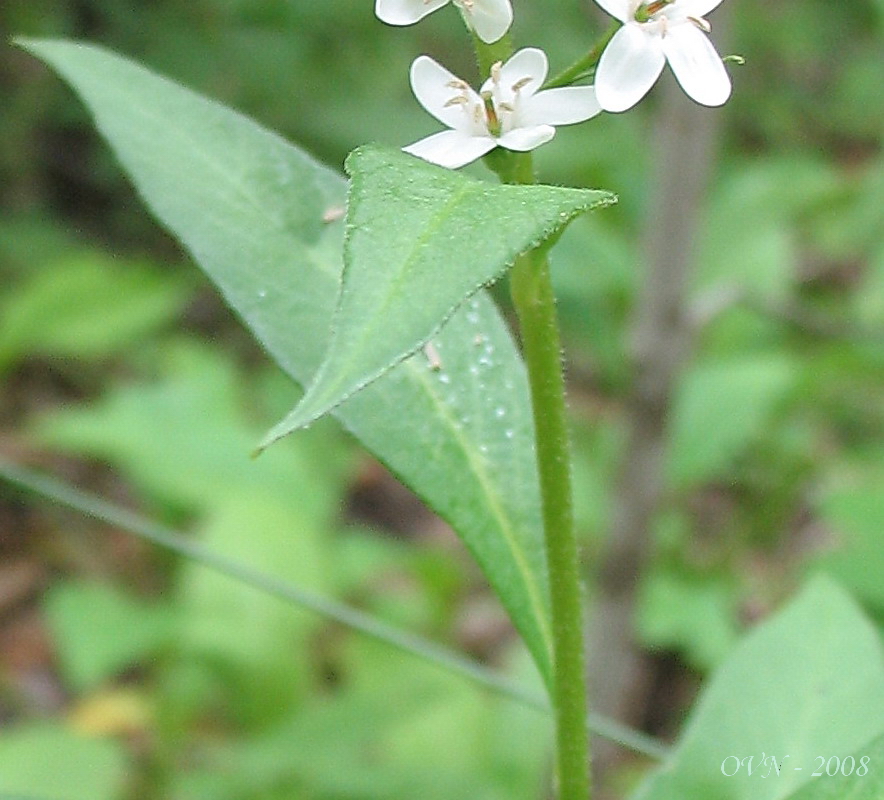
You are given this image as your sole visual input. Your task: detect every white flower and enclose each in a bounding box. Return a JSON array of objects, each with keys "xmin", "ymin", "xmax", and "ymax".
[
  {"xmin": 375, "ymin": 0, "xmax": 513, "ymax": 44},
  {"xmin": 594, "ymin": 0, "xmax": 731, "ymax": 112},
  {"xmin": 403, "ymin": 48, "xmax": 602, "ymax": 169}
]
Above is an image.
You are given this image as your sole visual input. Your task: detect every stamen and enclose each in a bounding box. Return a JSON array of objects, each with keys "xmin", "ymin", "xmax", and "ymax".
[
  {"xmin": 498, "ymin": 101, "xmax": 515, "ymax": 113},
  {"xmin": 511, "ymin": 76, "xmax": 532, "ymax": 92},
  {"xmin": 634, "ymin": 0, "xmax": 671, "ymax": 22},
  {"xmin": 490, "ymin": 61, "xmax": 502, "ymax": 86},
  {"xmin": 322, "ymin": 205, "xmax": 345, "ymax": 224},
  {"xmin": 446, "ymin": 79, "xmax": 470, "ymax": 90},
  {"xmin": 480, "ymin": 90, "xmax": 501, "ymax": 136},
  {"xmin": 444, "ymin": 95, "xmax": 470, "ymax": 107},
  {"xmin": 423, "ymin": 342, "xmax": 442, "ymax": 371},
  {"xmin": 688, "ymin": 15, "xmax": 711, "ymax": 32}
]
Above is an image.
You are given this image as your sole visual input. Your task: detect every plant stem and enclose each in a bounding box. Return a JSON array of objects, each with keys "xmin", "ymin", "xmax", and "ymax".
[
  {"xmin": 469, "ymin": 29, "xmax": 515, "ymax": 77},
  {"xmin": 544, "ymin": 20, "xmax": 618, "ymax": 89},
  {"xmin": 469, "ymin": 11, "xmax": 591, "ymax": 789},
  {"xmin": 0, "ymin": 456, "xmax": 667, "ymax": 761},
  {"xmin": 506, "ymin": 155, "xmax": 590, "ymax": 800}
]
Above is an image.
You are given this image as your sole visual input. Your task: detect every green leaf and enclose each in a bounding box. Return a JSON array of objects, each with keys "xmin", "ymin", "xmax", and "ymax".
[
  {"xmin": 182, "ymin": 639, "xmax": 550, "ymax": 800},
  {"xmin": 0, "ymin": 250, "xmax": 187, "ymax": 373},
  {"xmin": 44, "ymin": 580, "xmax": 174, "ymax": 692},
  {"xmin": 637, "ymin": 569, "xmax": 740, "ymax": 671},
  {"xmin": 177, "ymin": 493, "xmax": 331, "ymax": 724},
  {"xmin": 19, "ymin": 39, "xmax": 555, "ymax": 683},
  {"xmin": 35, "ymin": 342, "xmax": 343, "ymax": 520},
  {"xmin": 631, "ymin": 577, "xmax": 884, "ymax": 800},
  {"xmin": 667, "ymin": 356, "xmax": 796, "ymax": 487},
  {"xmin": 262, "ymin": 145, "xmax": 614, "ymax": 445},
  {"xmin": 0, "ymin": 723, "xmax": 127, "ymax": 800},
  {"xmin": 811, "ymin": 487, "xmax": 884, "ymax": 614}
]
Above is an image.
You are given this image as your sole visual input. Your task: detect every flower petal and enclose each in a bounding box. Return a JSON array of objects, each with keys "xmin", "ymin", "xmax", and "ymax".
[
  {"xmin": 497, "ymin": 125, "xmax": 556, "ymax": 152},
  {"xmin": 403, "ymin": 129, "xmax": 496, "ymax": 169},
  {"xmin": 376, "ymin": 0, "xmax": 449, "ymax": 25},
  {"xmin": 484, "ymin": 47, "xmax": 549, "ymax": 97},
  {"xmin": 410, "ymin": 55, "xmax": 483, "ymax": 131},
  {"xmin": 595, "ymin": 24, "xmax": 666, "ymax": 112},
  {"xmin": 464, "ymin": 0, "xmax": 513, "ymax": 44},
  {"xmin": 662, "ymin": 22, "xmax": 731, "ymax": 106},
  {"xmin": 592, "ymin": 0, "xmax": 632, "ymax": 23},
  {"xmin": 521, "ymin": 86, "xmax": 602, "ymax": 127}
]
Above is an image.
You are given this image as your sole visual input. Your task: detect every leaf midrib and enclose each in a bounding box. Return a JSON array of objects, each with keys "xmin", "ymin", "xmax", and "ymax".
[{"xmin": 406, "ymin": 356, "xmax": 553, "ymax": 680}]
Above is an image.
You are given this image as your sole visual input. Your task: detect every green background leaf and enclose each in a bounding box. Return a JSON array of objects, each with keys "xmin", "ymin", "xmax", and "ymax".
[
  {"xmin": 19, "ymin": 39, "xmax": 555, "ymax": 683},
  {"xmin": 263, "ymin": 145, "xmax": 614, "ymax": 444},
  {"xmin": 0, "ymin": 250, "xmax": 187, "ymax": 373},
  {"xmin": 631, "ymin": 577, "xmax": 884, "ymax": 800},
  {"xmin": 44, "ymin": 581, "xmax": 174, "ymax": 692},
  {"xmin": 667, "ymin": 355, "xmax": 796, "ymax": 487},
  {"xmin": 811, "ymin": 487, "xmax": 884, "ymax": 615},
  {"xmin": 0, "ymin": 724, "xmax": 127, "ymax": 800}
]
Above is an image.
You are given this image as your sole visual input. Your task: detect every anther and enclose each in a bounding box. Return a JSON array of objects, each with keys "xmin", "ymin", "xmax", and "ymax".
[
  {"xmin": 490, "ymin": 61, "xmax": 502, "ymax": 85},
  {"xmin": 688, "ymin": 15, "xmax": 711, "ymax": 32},
  {"xmin": 444, "ymin": 95, "xmax": 470, "ymax": 107},
  {"xmin": 322, "ymin": 205, "xmax": 345, "ymax": 224},
  {"xmin": 511, "ymin": 76, "xmax": 532, "ymax": 92},
  {"xmin": 423, "ymin": 342, "xmax": 442, "ymax": 371}
]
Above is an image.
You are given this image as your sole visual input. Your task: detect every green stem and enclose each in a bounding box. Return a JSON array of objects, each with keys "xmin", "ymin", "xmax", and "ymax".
[
  {"xmin": 544, "ymin": 20, "xmax": 618, "ymax": 89},
  {"xmin": 511, "ymin": 247, "xmax": 590, "ymax": 800},
  {"xmin": 500, "ymin": 155, "xmax": 590, "ymax": 800},
  {"xmin": 469, "ymin": 8, "xmax": 592, "ymax": 788},
  {"xmin": 0, "ymin": 456, "xmax": 668, "ymax": 761},
  {"xmin": 469, "ymin": 29, "xmax": 514, "ymax": 77}
]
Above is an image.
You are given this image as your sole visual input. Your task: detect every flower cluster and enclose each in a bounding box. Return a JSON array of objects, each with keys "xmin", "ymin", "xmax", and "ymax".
[
  {"xmin": 404, "ymin": 49, "xmax": 601, "ymax": 169},
  {"xmin": 594, "ymin": 0, "xmax": 731, "ymax": 111},
  {"xmin": 376, "ymin": 0, "xmax": 732, "ymax": 168},
  {"xmin": 375, "ymin": 0, "xmax": 513, "ymax": 45}
]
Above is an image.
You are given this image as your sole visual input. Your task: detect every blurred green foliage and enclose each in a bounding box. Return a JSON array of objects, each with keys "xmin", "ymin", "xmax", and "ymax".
[{"xmin": 1, "ymin": 0, "xmax": 882, "ymax": 797}]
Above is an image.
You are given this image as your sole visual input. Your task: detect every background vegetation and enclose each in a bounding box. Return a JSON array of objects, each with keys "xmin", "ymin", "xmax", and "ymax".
[{"xmin": 1, "ymin": 1, "xmax": 882, "ymax": 798}]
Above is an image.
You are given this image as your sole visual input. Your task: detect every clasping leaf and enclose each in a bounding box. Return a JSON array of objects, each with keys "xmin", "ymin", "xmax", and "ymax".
[{"xmin": 260, "ymin": 146, "xmax": 615, "ymax": 450}]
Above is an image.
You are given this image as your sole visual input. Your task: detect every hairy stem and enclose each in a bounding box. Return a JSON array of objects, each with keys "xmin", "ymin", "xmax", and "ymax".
[
  {"xmin": 489, "ymin": 145, "xmax": 591, "ymax": 799},
  {"xmin": 469, "ymin": 6, "xmax": 592, "ymax": 786},
  {"xmin": 511, "ymin": 241, "xmax": 590, "ymax": 800}
]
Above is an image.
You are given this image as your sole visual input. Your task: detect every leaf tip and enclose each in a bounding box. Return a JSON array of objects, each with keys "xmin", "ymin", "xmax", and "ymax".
[
  {"xmin": 11, "ymin": 35, "xmax": 37, "ymax": 52},
  {"xmin": 256, "ymin": 404, "xmax": 318, "ymax": 456},
  {"xmin": 344, "ymin": 143, "xmax": 380, "ymax": 178}
]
